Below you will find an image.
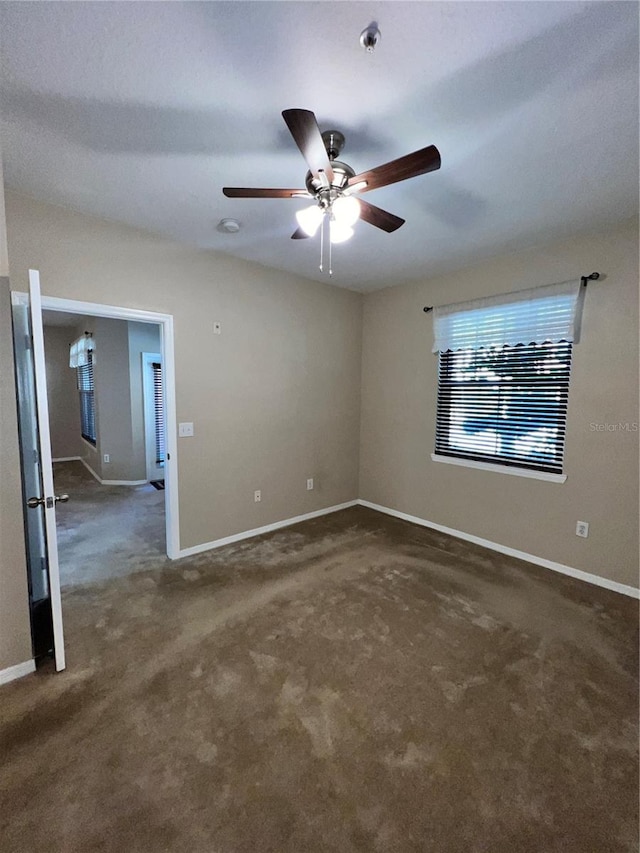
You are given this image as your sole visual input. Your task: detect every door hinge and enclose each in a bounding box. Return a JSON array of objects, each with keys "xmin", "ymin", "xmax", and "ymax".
[
  {"xmin": 33, "ymin": 449, "xmax": 39, "ymax": 465},
  {"xmin": 25, "ymin": 334, "xmax": 32, "ymax": 351}
]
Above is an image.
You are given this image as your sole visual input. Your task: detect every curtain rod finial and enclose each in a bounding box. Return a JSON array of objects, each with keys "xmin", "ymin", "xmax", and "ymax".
[{"xmin": 423, "ymin": 306, "xmax": 433, "ymax": 313}]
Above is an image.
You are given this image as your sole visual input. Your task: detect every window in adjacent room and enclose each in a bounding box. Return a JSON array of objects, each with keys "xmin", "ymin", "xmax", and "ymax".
[
  {"xmin": 69, "ymin": 333, "xmax": 96, "ymax": 445},
  {"xmin": 432, "ymin": 280, "xmax": 584, "ymax": 479},
  {"xmin": 77, "ymin": 352, "xmax": 96, "ymax": 445}
]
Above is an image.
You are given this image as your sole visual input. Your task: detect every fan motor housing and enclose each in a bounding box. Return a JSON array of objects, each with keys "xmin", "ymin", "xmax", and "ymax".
[{"xmin": 305, "ymin": 160, "xmax": 356, "ymax": 198}]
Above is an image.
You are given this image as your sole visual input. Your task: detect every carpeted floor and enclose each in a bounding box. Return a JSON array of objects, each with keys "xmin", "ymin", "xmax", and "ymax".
[
  {"xmin": 1, "ymin": 505, "xmax": 638, "ymax": 852},
  {"xmin": 54, "ymin": 460, "xmax": 167, "ymax": 587}
]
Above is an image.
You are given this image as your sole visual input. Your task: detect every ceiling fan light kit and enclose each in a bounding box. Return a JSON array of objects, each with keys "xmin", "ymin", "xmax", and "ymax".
[
  {"xmin": 222, "ymin": 108, "xmax": 441, "ymax": 275},
  {"xmin": 295, "ymin": 204, "xmax": 323, "ymax": 237},
  {"xmin": 328, "ymin": 220, "xmax": 354, "ymax": 245},
  {"xmin": 332, "ymin": 195, "xmax": 360, "ymax": 228}
]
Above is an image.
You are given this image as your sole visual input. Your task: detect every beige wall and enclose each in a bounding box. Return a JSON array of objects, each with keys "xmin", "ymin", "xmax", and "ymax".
[
  {"xmin": 360, "ymin": 221, "xmax": 639, "ymax": 588},
  {"xmin": 5, "ymin": 191, "xmax": 363, "ymax": 550},
  {"xmin": 44, "ymin": 325, "xmax": 81, "ymax": 460}
]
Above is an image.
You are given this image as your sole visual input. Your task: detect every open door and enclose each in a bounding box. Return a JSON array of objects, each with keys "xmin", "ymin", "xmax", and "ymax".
[{"xmin": 11, "ymin": 270, "xmax": 66, "ymax": 671}]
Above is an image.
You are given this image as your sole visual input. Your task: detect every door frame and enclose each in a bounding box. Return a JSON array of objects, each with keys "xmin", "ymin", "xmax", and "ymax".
[{"xmin": 19, "ymin": 293, "xmax": 181, "ymax": 560}]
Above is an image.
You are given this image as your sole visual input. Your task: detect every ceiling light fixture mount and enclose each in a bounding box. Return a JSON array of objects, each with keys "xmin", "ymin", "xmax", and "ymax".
[
  {"xmin": 217, "ymin": 217, "xmax": 241, "ymax": 234},
  {"xmin": 360, "ymin": 23, "xmax": 381, "ymax": 53}
]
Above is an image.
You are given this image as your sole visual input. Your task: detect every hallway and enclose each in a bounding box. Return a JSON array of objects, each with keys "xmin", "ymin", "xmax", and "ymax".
[{"xmin": 54, "ymin": 460, "xmax": 166, "ymax": 587}]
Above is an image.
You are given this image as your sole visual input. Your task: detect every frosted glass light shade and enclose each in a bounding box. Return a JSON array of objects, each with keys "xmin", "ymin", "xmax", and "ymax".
[
  {"xmin": 329, "ymin": 220, "xmax": 354, "ymax": 244},
  {"xmin": 332, "ymin": 195, "xmax": 360, "ymax": 227},
  {"xmin": 295, "ymin": 204, "xmax": 324, "ymax": 237}
]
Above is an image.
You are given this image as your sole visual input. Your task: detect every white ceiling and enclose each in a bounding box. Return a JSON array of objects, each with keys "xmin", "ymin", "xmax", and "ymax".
[{"xmin": 1, "ymin": 2, "xmax": 637, "ymax": 292}]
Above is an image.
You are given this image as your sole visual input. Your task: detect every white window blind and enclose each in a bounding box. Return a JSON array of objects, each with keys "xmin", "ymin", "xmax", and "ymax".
[{"xmin": 432, "ymin": 280, "xmax": 584, "ymax": 354}]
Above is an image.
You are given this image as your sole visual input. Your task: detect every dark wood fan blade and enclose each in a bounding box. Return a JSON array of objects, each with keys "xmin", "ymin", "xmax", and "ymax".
[
  {"xmin": 348, "ymin": 145, "xmax": 441, "ymax": 193},
  {"xmin": 291, "ymin": 227, "xmax": 310, "ymax": 240},
  {"xmin": 282, "ymin": 109, "xmax": 334, "ymax": 184},
  {"xmin": 358, "ymin": 199, "xmax": 405, "ymax": 233},
  {"xmin": 223, "ymin": 187, "xmax": 307, "ymax": 198}
]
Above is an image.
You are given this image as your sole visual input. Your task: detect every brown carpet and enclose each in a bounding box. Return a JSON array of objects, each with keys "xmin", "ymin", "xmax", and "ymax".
[
  {"xmin": 1, "ymin": 507, "xmax": 638, "ymax": 852},
  {"xmin": 54, "ymin": 460, "xmax": 167, "ymax": 587}
]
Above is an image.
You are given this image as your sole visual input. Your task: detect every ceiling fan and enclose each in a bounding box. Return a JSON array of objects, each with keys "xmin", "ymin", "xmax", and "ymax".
[{"xmin": 223, "ymin": 109, "xmax": 441, "ymax": 246}]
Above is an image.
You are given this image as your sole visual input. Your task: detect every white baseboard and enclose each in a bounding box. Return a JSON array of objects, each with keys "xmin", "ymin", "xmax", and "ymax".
[
  {"xmin": 52, "ymin": 456, "xmax": 81, "ymax": 463},
  {"xmin": 0, "ymin": 659, "xmax": 36, "ymax": 686},
  {"xmin": 101, "ymin": 479, "xmax": 148, "ymax": 486},
  {"xmin": 79, "ymin": 457, "xmax": 146, "ymax": 487},
  {"xmin": 358, "ymin": 499, "xmax": 640, "ymax": 600},
  {"xmin": 178, "ymin": 500, "xmax": 359, "ymax": 558}
]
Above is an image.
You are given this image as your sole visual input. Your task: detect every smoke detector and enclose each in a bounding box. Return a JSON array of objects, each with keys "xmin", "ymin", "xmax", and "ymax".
[
  {"xmin": 217, "ymin": 218, "xmax": 241, "ymax": 234},
  {"xmin": 360, "ymin": 23, "xmax": 381, "ymax": 53}
]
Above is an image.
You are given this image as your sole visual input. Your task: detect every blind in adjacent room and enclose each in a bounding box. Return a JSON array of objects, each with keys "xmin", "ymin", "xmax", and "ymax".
[
  {"xmin": 77, "ymin": 351, "xmax": 96, "ymax": 445},
  {"xmin": 152, "ymin": 362, "xmax": 165, "ymax": 465}
]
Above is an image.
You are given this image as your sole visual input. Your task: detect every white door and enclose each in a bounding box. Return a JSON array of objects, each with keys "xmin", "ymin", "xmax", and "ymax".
[{"xmin": 11, "ymin": 270, "xmax": 66, "ymax": 671}]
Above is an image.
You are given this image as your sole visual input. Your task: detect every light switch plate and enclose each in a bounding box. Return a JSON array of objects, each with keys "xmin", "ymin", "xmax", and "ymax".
[{"xmin": 179, "ymin": 422, "xmax": 194, "ymax": 437}]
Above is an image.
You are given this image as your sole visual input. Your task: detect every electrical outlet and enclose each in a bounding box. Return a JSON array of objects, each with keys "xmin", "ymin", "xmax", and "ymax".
[
  {"xmin": 576, "ymin": 521, "xmax": 589, "ymax": 538},
  {"xmin": 213, "ymin": 322, "xmax": 221, "ymax": 335},
  {"xmin": 254, "ymin": 490, "xmax": 261, "ymax": 503},
  {"xmin": 306, "ymin": 478, "xmax": 314, "ymax": 491},
  {"xmin": 103, "ymin": 454, "xmax": 110, "ymax": 463}
]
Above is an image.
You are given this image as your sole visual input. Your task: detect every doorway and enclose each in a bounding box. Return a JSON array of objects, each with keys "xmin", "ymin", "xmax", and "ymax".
[
  {"xmin": 43, "ymin": 314, "xmax": 167, "ymax": 587},
  {"xmin": 12, "ymin": 279, "xmax": 179, "ymax": 671},
  {"xmin": 39, "ymin": 295, "xmax": 179, "ymax": 559}
]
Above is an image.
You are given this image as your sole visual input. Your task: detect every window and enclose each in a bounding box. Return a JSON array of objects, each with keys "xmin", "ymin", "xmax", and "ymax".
[
  {"xmin": 432, "ymin": 280, "xmax": 584, "ymax": 478},
  {"xmin": 152, "ymin": 361, "xmax": 165, "ymax": 466},
  {"xmin": 436, "ymin": 342, "xmax": 571, "ymax": 474},
  {"xmin": 77, "ymin": 351, "xmax": 96, "ymax": 445}
]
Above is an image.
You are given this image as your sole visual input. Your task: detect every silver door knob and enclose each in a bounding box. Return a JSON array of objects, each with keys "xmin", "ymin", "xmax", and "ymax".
[{"xmin": 27, "ymin": 494, "xmax": 69, "ymax": 509}]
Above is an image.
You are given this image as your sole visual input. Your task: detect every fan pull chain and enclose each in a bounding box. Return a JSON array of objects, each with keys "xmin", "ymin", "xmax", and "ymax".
[
  {"xmin": 329, "ymin": 225, "xmax": 333, "ymax": 277},
  {"xmin": 319, "ymin": 214, "xmax": 324, "ymax": 272}
]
